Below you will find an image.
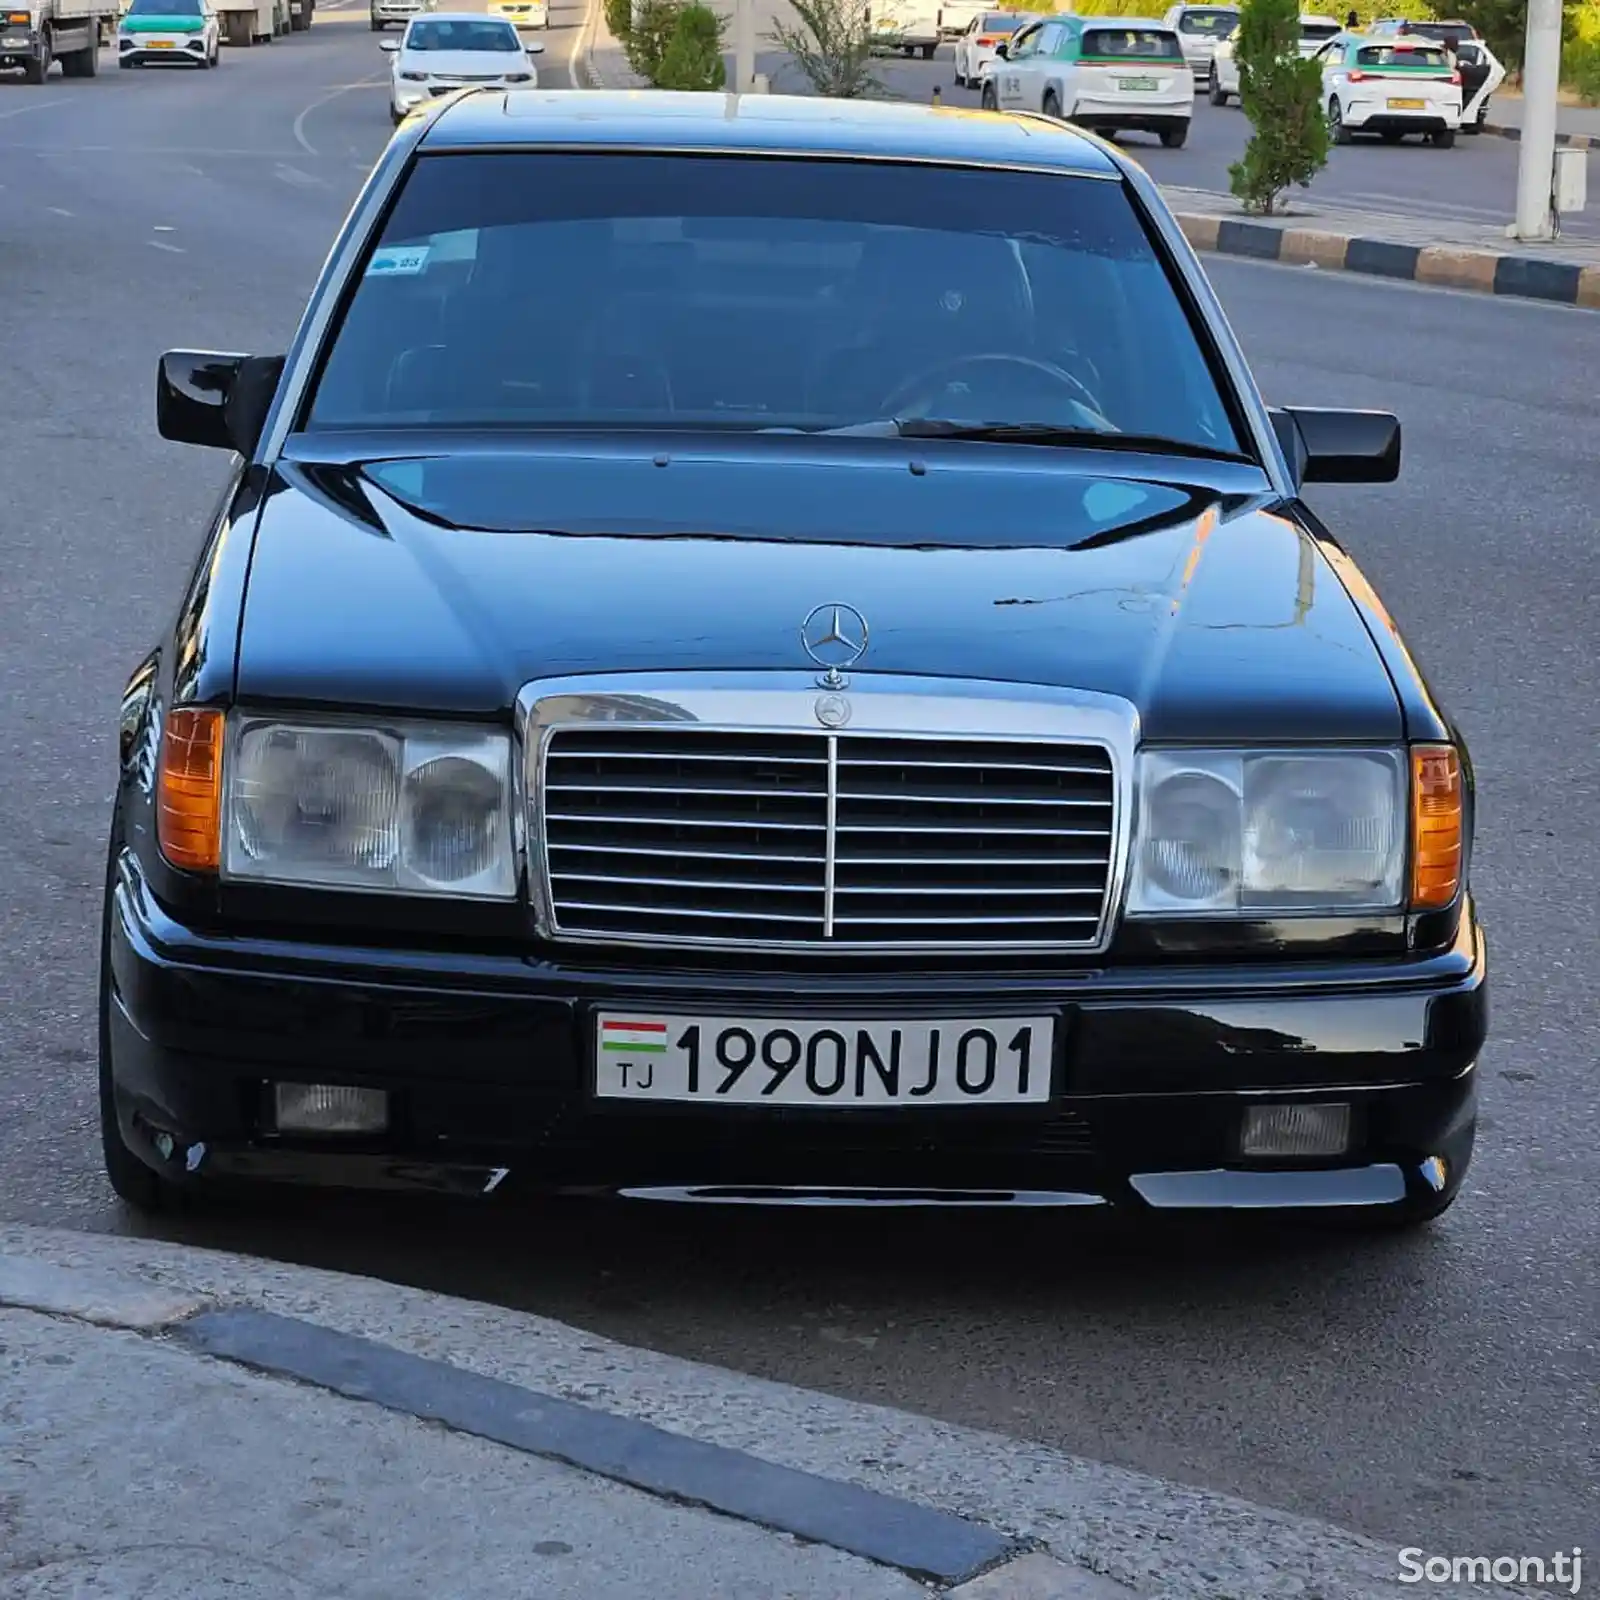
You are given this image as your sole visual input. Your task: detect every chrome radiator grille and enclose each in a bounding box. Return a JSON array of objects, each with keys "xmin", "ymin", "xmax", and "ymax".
[{"xmin": 538, "ymin": 727, "xmax": 1116, "ymax": 950}]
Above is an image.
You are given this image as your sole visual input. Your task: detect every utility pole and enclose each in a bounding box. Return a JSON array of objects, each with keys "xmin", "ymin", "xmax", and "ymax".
[
  {"xmin": 1510, "ymin": 0, "xmax": 1563, "ymax": 241},
  {"xmin": 733, "ymin": 0, "xmax": 755, "ymax": 90}
]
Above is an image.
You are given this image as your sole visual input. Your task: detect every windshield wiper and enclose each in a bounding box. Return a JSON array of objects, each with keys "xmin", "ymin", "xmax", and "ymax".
[{"xmin": 884, "ymin": 419, "xmax": 1253, "ymax": 463}]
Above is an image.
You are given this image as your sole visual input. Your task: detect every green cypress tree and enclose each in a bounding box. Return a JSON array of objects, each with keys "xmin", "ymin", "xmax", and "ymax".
[
  {"xmin": 656, "ymin": 1, "xmax": 728, "ymax": 87},
  {"xmin": 1228, "ymin": 0, "xmax": 1330, "ymax": 215}
]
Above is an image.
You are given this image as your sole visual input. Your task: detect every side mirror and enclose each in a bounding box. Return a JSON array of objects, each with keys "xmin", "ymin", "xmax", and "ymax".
[
  {"xmin": 1270, "ymin": 405, "xmax": 1401, "ymax": 486},
  {"xmin": 526, "ymin": 37, "xmax": 543, "ymax": 50},
  {"xmin": 156, "ymin": 350, "xmax": 285, "ymax": 457},
  {"xmin": 379, "ymin": 35, "xmax": 399, "ymax": 48},
  {"xmin": 994, "ymin": 39, "xmax": 1008, "ymax": 56}
]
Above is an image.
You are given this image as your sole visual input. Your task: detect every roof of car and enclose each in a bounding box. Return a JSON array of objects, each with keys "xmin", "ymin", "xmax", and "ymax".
[{"xmin": 420, "ymin": 91, "xmax": 1125, "ymax": 177}]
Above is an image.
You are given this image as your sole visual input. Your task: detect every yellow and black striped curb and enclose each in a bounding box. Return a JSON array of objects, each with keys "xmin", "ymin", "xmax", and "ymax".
[
  {"xmin": 1480, "ymin": 121, "xmax": 1600, "ymax": 150},
  {"xmin": 1174, "ymin": 211, "xmax": 1600, "ymax": 307}
]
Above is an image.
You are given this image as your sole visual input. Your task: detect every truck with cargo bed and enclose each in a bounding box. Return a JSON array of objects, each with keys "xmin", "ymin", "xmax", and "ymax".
[{"xmin": 0, "ymin": 0, "xmax": 117, "ymax": 80}]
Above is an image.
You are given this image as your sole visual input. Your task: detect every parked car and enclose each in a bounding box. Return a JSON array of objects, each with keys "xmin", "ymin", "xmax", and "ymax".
[
  {"xmin": 107, "ymin": 90, "xmax": 1485, "ymax": 1232},
  {"xmin": 1160, "ymin": 2, "xmax": 1237, "ymax": 90},
  {"xmin": 1368, "ymin": 16, "xmax": 1503, "ymax": 131},
  {"xmin": 1314, "ymin": 32, "xmax": 1462, "ymax": 147},
  {"xmin": 1210, "ymin": 12, "xmax": 1339, "ymax": 103},
  {"xmin": 952, "ymin": 8, "xmax": 1035, "ymax": 86},
  {"xmin": 984, "ymin": 15, "xmax": 1194, "ymax": 148}
]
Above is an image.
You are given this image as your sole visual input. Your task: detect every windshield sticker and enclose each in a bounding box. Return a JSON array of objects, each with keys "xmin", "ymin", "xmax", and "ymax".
[{"xmin": 366, "ymin": 245, "xmax": 431, "ymax": 278}]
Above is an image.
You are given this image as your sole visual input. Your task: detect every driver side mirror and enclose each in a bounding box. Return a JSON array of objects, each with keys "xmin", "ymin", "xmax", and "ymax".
[
  {"xmin": 379, "ymin": 35, "xmax": 399, "ymax": 48},
  {"xmin": 1270, "ymin": 405, "xmax": 1401, "ymax": 486},
  {"xmin": 156, "ymin": 351, "xmax": 286, "ymax": 458},
  {"xmin": 994, "ymin": 39, "xmax": 1008, "ymax": 55},
  {"xmin": 526, "ymin": 37, "xmax": 543, "ymax": 51}
]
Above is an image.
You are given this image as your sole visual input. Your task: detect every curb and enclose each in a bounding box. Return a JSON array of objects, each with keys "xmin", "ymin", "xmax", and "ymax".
[
  {"xmin": 1480, "ymin": 120, "xmax": 1600, "ymax": 149},
  {"xmin": 0, "ymin": 1251, "xmax": 1127, "ymax": 1600},
  {"xmin": 1173, "ymin": 210, "xmax": 1600, "ymax": 307},
  {"xmin": 0, "ymin": 1224, "xmax": 1534, "ymax": 1600}
]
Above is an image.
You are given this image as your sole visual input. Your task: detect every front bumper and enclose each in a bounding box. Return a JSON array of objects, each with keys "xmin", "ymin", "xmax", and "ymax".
[
  {"xmin": 119, "ymin": 32, "xmax": 209, "ymax": 60},
  {"xmin": 105, "ymin": 852, "xmax": 1486, "ymax": 1211}
]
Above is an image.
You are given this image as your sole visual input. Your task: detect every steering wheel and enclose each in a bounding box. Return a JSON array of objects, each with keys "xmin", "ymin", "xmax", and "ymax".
[{"xmin": 878, "ymin": 352, "xmax": 1113, "ymax": 429}]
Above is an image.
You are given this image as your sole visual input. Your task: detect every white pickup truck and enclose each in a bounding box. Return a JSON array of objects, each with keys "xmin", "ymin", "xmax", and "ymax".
[
  {"xmin": 0, "ymin": 0, "xmax": 116, "ymax": 80},
  {"xmin": 869, "ymin": 0, "xmax": 940, "ymax": 57}
]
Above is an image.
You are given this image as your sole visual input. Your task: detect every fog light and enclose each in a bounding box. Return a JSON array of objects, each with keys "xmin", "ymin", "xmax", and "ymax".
[
  {"xmin": 273, "ymin": 1083, "xmax": 389, "ymax": 1135},
  {"xmin": 1240, "ymin": 1102, "xmax": 1351, "ymax": 1159}
]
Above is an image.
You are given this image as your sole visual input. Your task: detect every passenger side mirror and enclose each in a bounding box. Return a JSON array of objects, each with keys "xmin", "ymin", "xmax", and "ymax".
[
  {"xmin": 526, "ymin": 37, "xmax": 543, "ymax": 50},
  {"xmin": 380, "ymin": 35, "xmax": 399, "ymax": 48},
  {"xmin": 994, "ymin": 39, "xmax": 1008, "ymax": 56},
  {"xmin": 1270, "ymin": 405, "xmax": 1401, "ymax": 486},
  {"xmin": 156, "ymin": 350, "xmax": 286, "ymax": 457}
]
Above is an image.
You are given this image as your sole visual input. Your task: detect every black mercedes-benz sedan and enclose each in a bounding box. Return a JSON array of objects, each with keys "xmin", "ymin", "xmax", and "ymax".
[{"xmin": 103, "ymin": 90, "xmax": 1486, "ymax": 1228}]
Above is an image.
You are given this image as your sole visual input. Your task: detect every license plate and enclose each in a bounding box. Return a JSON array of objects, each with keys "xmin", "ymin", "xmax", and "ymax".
[
  {"xmin": 1118, "ymin": 75, "xmax": 1158, "ymax": 90},
  {"xmin": 1387, "ymin": 97, "xmax": 1425, "ymax": 109},
  {"xmin": 594, "ymin": 1012, "xmax": 1054, "ymax": 1107},
  {"xmin": 148, "ymin": 38, "xmax": 174, "ymax": 45}
]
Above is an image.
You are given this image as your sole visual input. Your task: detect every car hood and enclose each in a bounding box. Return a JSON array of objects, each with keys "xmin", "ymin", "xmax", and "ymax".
[
  {"xmin": 398, "ymin": 47, "xmax": 524, "ymax": 73},
  {"xmin": 235, "ymin": 439, "xmax": 1402, "ymax": 743}
]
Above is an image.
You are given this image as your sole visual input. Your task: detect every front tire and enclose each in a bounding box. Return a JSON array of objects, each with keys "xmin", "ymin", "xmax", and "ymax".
[
  {"xmin": 21, "ymin": 33, "xmax": 52, "ymax": 81},
  {"xmin": 1208, "ymin": 76, "xmax": 1227, "ymax": 104},
  {"xmin": 980, "ymin": 81, "xmax": 997, "ymax": 109},
  {"xmin": 1041, "ymin": 88, "xmax": 1061, "ymax": 118}
]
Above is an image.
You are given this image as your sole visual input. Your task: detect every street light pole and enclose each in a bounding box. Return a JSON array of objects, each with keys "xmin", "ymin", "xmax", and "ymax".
[
  {"xmin": 733, "ymin": 0, "xmax": 754, "ymax": 90},
  {"xmin": 1511, "ymin": 0, "xmax": 1563, "ymax": 241}
]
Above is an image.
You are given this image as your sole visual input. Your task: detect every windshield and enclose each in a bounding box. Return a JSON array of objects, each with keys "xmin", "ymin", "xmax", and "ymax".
[
  {"xmin": 1176, "ymin": 8, "xmax": 1237, "ymax": 34},
  {"xmin": 125, "ymin": 0, "xmax": 203, "ymax": 14},
  {"xmin": 305, "ymin": 153, "xmax": 1241, "ymax": 454},
  {"xmin": 1082, "ymin": 25, "xmax": 1184, "ymax": 57},
  {"xmin": 982, "ymin": 11, "xmax": 1027, "ymax": 28},
  {"xmin": 1356, "ymin": 42, "xmax": 1450, "ymax": 66},
  {"xmin": 403, "ymin": 18, "xmax": 520, "ymax": 49}
]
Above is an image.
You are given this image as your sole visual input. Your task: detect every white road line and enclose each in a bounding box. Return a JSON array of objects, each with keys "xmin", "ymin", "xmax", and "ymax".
[
  {"xmin": 0, "ymin": 96, "xmax": 70, "ymax": 121},
  {"xmin": 46, "ymin": 206, "xmax": 74, "ymax": 217},
  {"xmin": 292, "ymin": 72, "xmax": 387, "ymax": 157},
  {"xmin": 568, "ymin": 0, "xmax": 594, "ymax": 87},
  {"xmin": 275, "ymin": 162, "xmax": 328, "ymax": 187},
  {"xmin": 148, "ymin": 239, "xmax": 186, "ymax": 253}
]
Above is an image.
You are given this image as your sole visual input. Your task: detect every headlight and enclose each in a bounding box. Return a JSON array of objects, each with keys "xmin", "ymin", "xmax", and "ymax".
[
  {"xmin": 400, "ymin": 68, "xmax": 427, "ymax": 79},
  {"xmin": 1128, "ymin": 749, "xmax": 1405, "ymax": 915},
  {"xmin": 224, "ymin": 718, "xmax": 516, "ymax": 899}
]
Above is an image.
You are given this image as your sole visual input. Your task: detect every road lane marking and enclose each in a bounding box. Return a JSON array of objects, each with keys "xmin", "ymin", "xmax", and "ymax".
[
  {"xmin": 148, "ymin": 240, "xmax": 186, "ymax": 253},
  {"xmin": 46, "ymin": 206, "xmax": 74, "ymax": 217},
  {"xmin": 293, "ymin": 72, "xmax": 388, "ymax": 157},
  {"xmin": 275, "ymin": 162, "xmax": 328, "ymax": 187},
  {"xmin": 0, "ymin": 96, "xmax": 70, "ymax": 121},
  {"xmin": 569, "ymin": 0, "xmax": 593, "ymax": 87}
]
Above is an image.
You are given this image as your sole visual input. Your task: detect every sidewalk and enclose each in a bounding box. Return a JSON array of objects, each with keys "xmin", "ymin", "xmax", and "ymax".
[
  {"xmin": 1164, "ymin": 184, "xmax": 1600, "ymax": 307},
  {"xmin": 0, "ymin": 1225, "xmax": 1533, "ymax": 1600},
  {"xmin": 1480, "ymin": 87, "xmax": 1600, "ymax": 149}
]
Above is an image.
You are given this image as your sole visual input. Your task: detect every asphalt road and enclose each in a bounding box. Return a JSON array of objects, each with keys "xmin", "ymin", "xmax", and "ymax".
[
  {"xmin": 749, "ymin": 32, "xmax": 1600, "ymax": 243},
  {"xmin": 2, "ymin": 11, "xmax": 1598, "ymax": 1568}
]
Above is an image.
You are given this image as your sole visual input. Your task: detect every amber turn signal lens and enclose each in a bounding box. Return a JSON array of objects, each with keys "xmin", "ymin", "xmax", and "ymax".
[
  {"xmin": 157, "ymin": 707, "xmax": 224, "ymax": 873},
  {"xmin": 1410, "ymin": 744, "xmax": 1462, "ymax": 910}
]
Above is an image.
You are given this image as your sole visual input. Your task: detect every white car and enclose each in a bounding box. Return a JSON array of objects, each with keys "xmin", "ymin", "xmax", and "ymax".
[
  {"xmin": 868, "ymin": 0, "xmax": 941, "ymax": 56},
  {"xmin": 489, "ymin": 0, "xmax": 548, "ymax": 28},
  {"xmin": 1160, "ymin": 2, "xmax": 1237, "ymax": 90},
  {"xmin": 382, "ymin": 13, "xmax": 542, "ymax": 124},
  {"xmin": 1208, "ymin": 13, "xmax": 1338, "ymax": 103},
  {"xmin": 116, "ymin": 0, "xmax": 220, "ymax": 67},
  {"xmin": 1316, "ymin": 31, "xmax": 1462, "ymax": 146},
  {"xmin": 983, "ymin": 15, "xmax": 1194, "ymax": 149},
  {"xmin": 952, "ymin": 9, "xmax": 1035, "ymax": 87}
]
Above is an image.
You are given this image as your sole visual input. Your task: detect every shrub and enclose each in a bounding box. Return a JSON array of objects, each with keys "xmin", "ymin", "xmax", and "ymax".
[
  {"xmin": 624, "ymin": 0, "xmax": 683, "ymax": 79},
  {"xmin": 1228, "ymin": 0, "xmax": 1329, "ymax": 214},
  {"xmin": 768, "ymin": 0, "xmax": 883, "ymax": 96},
  {"xmin": 1564, "ymin": 0, "xmax": 1600, "ymax": 99},
  {"xmin": 656, "ymin": 0, "xmax": 727, "ymax": 87},
  {"xmin": 604, "ymin": 0, "xmax": 631, "ymax": 43}
]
